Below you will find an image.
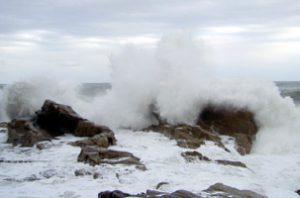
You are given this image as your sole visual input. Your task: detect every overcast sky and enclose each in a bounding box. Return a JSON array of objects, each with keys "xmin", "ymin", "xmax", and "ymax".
[{"xmin": 1, "ymin": 0, "xmax": 300, "ymax": 83}]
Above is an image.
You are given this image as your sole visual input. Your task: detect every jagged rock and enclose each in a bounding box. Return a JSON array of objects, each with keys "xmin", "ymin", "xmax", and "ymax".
[
  {"xmin": 7, "ymin": 118, "xmax": 51, "ymax": 147},
  {"xmin": 144, "ymin": 124, "xmax": 226, "ymax": 150},
  {"xmin": 145, "ymin": 104, "xmax": 257, "ymax": 154},
  {"xmin": 215, "ymin": 160, "xmax": 247, "ymax": 168},
  {"xmin": 35, "ymin": 100, "xmax": 84, "ymax": 136},
  {"xmin": 78, "ymin": 145, "xmax": 145, "ymax": 168},
  {"xmin": 70, "ymin": 132, "xmax": 116, "ymax": 148},
  {"xmin": 296, "ymin": 189, "xmax": 300, "ymax": 196},
  {"xmin": 181, "ymin": 151, "xmax": 211, "ymax": 162},
  {"xmin": 39, "ymin": 169, "xmax": 57, "ymax": 179},
  {"xmin": 205, "ymin": 183, "xmax": 267, "ymax": 198},
  {"xmin": 6, "ymin": 100, "xmax": 115, "ymax": 147},
  {"xmin": 197, "ymin": 106, "xmax": 258, "ymax": 155}
]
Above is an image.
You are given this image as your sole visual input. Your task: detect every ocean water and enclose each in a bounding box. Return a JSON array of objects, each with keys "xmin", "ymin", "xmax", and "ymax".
[{"xmin": 0, "ymin": 34, "xmax": 300, "ymax": 197}]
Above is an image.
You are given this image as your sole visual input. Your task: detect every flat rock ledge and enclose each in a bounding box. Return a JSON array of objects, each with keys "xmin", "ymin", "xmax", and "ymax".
[{"xmin": 98, "ymin": 183, "xmax": 267, "ymax": 198}]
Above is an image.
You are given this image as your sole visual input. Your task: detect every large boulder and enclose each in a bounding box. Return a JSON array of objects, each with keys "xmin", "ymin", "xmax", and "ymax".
[
  {"xmin": 35, "ymin": 100, "xmax": 84, "ymax": 136},
  {"xmin": 7, "ymin": 100, "xmax": 115, "ymax": 147},
  {"xmin": 145, "ymin": 104, "xmax": 258, "ymax": 155},
  {"xmin": 197, "ymin": 106, "xmax": 258, "ymax": 155}
]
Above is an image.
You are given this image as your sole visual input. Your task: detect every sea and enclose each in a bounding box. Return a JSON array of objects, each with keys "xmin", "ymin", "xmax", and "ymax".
[{"xmin": 0, "ymin": 34, "xmax": 299, "ymax": 197}]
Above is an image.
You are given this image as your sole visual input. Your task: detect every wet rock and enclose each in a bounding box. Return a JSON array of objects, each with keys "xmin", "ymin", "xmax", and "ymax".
[
  {"xmin": 35, "ymin": 100, "xmax": 84, "ymax": 136},
  {"xmin": 7, "ymin": 118, "xmax": 51, "ymax": 147},
  {"xmin": 98, "ymin": 190, "xmax": 203, "ymax": 198},
  {"xmin": 205, "ymin": 183, "xmax": 267, "ymax": 198},
  {"xmin": 144, "ymin": 124, "xmax": 226, "ymax": 150},
  {"xmin": 181, "ymin": 151, "xmax": 211, "ymax": 162},
  {"xmin": 78, "ymin": 145, "xmax": 145, "ymax": 168},
  {"xmin": 197, "ymin": 106, "xmax": 258, "ymax": 155},
  {"xmin": 74, "ymin": 120, "xmax": 113, "ymax": 137},
  {"xmin": 70, "ymin": 132, "xmax": 116, "ymax": 148},
  {"xmin": 215, "ymin": 160, "xmax": 247, "ymax": 168},
  {"xmin": 93, "ymin": 172, "xmax": 101, "ymax": 179},
  {"xmin": 6, "ymin": 100, "xmax": 114, "ymax": 147},
  {"xmin": 156, "ymin": 182, "xmax": 169, "ymax": 190},
  {"xmin": 98, "ymin": 190, "xmax": 131, "ymax": 198},
  {"xmin": 74, "ymin": 169, "xmax": 92, "ymax": 176},
  {"xmin": 296, "ymin": 189, "xmax": 300, "ymax": 196}
]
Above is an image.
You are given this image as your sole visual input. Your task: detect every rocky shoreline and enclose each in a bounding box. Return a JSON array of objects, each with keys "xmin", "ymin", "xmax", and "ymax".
[{"xmin": 1, "ymin": 99, "xmax": 271, "ymax": 197}]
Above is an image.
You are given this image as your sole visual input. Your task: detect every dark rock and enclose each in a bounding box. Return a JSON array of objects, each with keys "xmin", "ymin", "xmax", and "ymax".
[
  {"xmin": 74, "ymin": 120, "xmax": 113, "ymax": 137},
  {"xmin": 98, "ymin": 190, "xmax": 131, "ymax": 198},
  {"xmin": 78, "ymin": 146, "xmax": 145, "ymax": 168},
  {"xmin": 7, "ymin": 118, "xmax": 51, "ymax": 147},
  {"xmin": 74, "ymin": 169, "xmax": 92, "ymax": 176},
  {"xmin": 296, "ymin": 189, "xmax": 300, "ymax": 196},
  {"xmin": 70, "ymin": 132, "xmax": 116, "ymax": 148},
  {"xmin": 93, "ymin": 172, "xmax": 101, "ymax": 179},
  {"xmin": 156, "ymin": 182, "xmax": 169, "ymax": 190},
  {"xmin": 98, "ymin": 190, "xmax": 203, "ymax": 198},
  {"xmin": 6, "ymin": 100, "xmax": 115, "ymax": 147},
  {"xmin": 144, "ymin": 124, "xmax": 226, "ymax": 150},
  {"xmin": 181, "ymin": 151, "xmax": 211, "ymax": 162},
  {"xmin": 205, "ymin": 183, "xmax": 267, "ymax": 198},
  {"xmin": 215, "ymin": 160, "xmax": 247, "ymax": 168},
  {"xmin": 197, "ymin": 106, "xmax": 258, "ymax": 155},
  {"xmin": 35, "ymin": 100, "xmax": 84, "ymax": 136}
]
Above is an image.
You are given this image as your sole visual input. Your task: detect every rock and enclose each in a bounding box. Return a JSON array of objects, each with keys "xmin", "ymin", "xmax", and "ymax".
[
  {"xmin": 296, "ymin": 189, "xmax": 300, "ymax": 196},
  {"xmin": 144, "ymin": 124, "xmax": 226, "ymax": 150},
  {"xmin": 74, "ymin": 120, "xmax": 113, "ymax": 137},
  {"xmin": 215, "ymin": 160, "xmax": 247, "ymax": 168},
  {"xmin": 156, "ymin": 182, "xmax": 169, "ymax": 190},
  {"xmin": 36, "ymin": 141, "xmax": 53, "ymax": 150},
  {"xmin": 98, "ymin": 190, "xmax": 203, "ymax": 198},
  {"xmin": 205, "ymin": 183, "xmax": 267, "ymax": 198},
  {"xmin": 70, "ymin": 132, "xmax": 116, "ymax": 148},
  {"xmin": 7, "ymin": 118, "xmax": 51, "ymax": 147},
  {"xmin": 98, "ymin": 190, "xmax": 131, "ymax": 198},
  {"xmin": 144, "ymin": 104, "xmax": 258, "ymax": 154},
  {"xmin": 197, "ymin": 106, "xmax": 258, "ymax": 155},
  {"xmin": 6, "ymin": 100, "xmax": 115, "ymax": 147},
  {"xmin": 35, "ymin": 100, "xmax": 84, "ymax": 136},
  {"xmin": 181, "ymin": 151, "xmax": 211, "ymax": 162},
  {"xmin": 78, "ymin": 146, "xmax": 145, "ymax": 168},
  {"xmin": 93, "ymin": 172, "xmax": 101, "ymax": 179},
  {"xmin": 74, "ymin": 169, "xmax": 92, "ymax": 176}
]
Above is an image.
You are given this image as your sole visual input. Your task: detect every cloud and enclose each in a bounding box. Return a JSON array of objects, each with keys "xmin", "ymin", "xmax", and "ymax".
[{"xmin": 0, "ymin": 0, "xmax": 299, "ymax": 82}]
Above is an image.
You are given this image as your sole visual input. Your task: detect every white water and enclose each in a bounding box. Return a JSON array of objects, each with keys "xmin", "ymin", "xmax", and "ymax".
[{"xmin": 0, "ymin": 33, "xmax": 300, "ymax": 197}]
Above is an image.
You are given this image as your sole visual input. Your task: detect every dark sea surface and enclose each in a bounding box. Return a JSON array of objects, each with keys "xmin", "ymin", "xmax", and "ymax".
[{"xmin": 0, "ymin": 81, "xmax": 300, "ymax": 104}]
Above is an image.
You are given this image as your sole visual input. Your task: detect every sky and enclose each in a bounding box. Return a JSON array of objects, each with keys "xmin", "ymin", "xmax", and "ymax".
[{"xmin": 0, "ymin": 0, "xmax": 300, "ymax": 83}]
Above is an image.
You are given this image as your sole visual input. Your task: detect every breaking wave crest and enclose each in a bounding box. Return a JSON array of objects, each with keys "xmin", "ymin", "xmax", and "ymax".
[{"xmin": 1, "ymin": 33, "xmax": 300, "ymax": 154}]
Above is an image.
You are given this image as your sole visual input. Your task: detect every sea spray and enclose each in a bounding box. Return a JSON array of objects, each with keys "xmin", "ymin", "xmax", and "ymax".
[
  {"xmin": 1, "ymin": 33, "xmax": 300, "ymax": 154},
  {"xmin": 91, "ymin": 33, "xmax": 300, "ymax": 154}
]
